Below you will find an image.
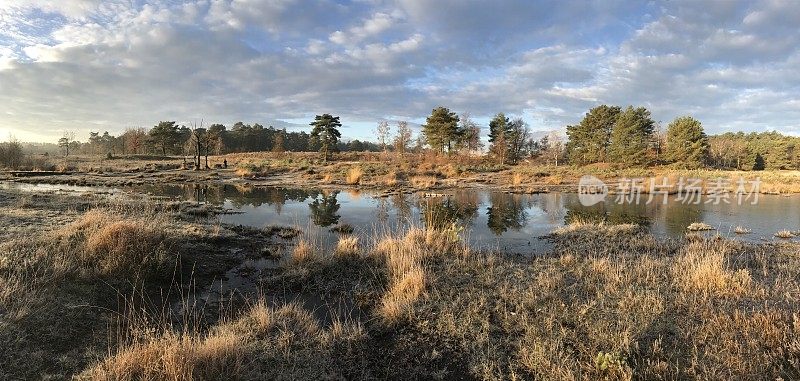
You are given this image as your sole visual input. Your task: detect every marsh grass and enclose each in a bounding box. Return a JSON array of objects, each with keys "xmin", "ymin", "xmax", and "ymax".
[
  {"xmin": 687, "ymin": 222, "xmax": 715, "ymax": 231},
  {"xmin": 410, "ymin": 175, "xmax": 438, "ymax": 188},
  {"xmin": 5, "ymin": 190, "xmax": 800, "ymax": 380},
  {"xmin": 82, "ymin": 299, "xmax": 367, "ymax": 381},
  {"xmin": 345, "ymin": 166, "xmax": 363, "ymax": 185}
]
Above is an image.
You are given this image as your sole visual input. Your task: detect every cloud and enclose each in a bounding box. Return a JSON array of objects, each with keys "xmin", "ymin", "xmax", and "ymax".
[{"xmin": 1, "ymin": 0, "xmax": 800, "ymax": 143}]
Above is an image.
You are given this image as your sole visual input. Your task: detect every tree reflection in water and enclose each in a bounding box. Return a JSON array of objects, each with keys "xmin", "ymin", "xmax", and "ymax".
[
  {"xmin": 486, "ymin": 192, "xmax": 528, "ymax": 235},
  {"xmin": 563, "ymin": 203, "xmax": 651, "ymax": 226},
  {"xmin": 418, "ymin": 192, "xmax": 478, "ymax": 230},
  {"xmin": 308, "ymin": 191, "xmax": 341, "ymax": 227}
]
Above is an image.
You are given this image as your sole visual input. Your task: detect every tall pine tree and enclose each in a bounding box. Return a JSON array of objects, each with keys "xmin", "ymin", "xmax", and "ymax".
[
  {"xmin": 488, "ymin": 113, "xmax": 510, "ymax": 164},
  {"xmin": 565, "ymin": 105, "xmax": 620, "ymax": 165},
  {"xmin": 421, "ymin": 107, "xmax": 459, "ymax": 154},
  {"xmin": 608, "ymin": 106, "xmax": 654, "ymax": 166},
  {"xmin": 309, "ymin": 114, "xmax": 342, "ymax": 162},
  {"xmin": 665, "ymin": 116, "xmax": 708, "ymax": 168}
]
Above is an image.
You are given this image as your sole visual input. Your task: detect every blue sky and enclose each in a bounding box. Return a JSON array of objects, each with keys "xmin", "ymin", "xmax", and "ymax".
[{"xmin": 1, "ymin": 0, "xmax": 799, "ymax": 143}]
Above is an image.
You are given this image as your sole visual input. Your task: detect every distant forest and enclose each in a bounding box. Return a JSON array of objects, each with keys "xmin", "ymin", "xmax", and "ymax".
[{"xmin": 5, "ymin": 105, "xmax": 800, "ymax": 171}]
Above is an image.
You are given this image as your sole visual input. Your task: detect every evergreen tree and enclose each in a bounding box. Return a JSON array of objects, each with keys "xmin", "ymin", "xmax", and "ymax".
[
  {"xmin": 664, "ymin": 116, "xmax": 708, "ymax": 168},
  {"xmin": 488, "ymin": 113, "xmax": 510, "ymax": 164},
  {"xmin": 421, "ymin": 106, "xmax": 459, "ymax": 154},
  {"xmin": 565, "ymin": 105, "xmax": 620, "ymax": 165},
  {"xmin": 309, "ymin": 114, "xmax": 342, "ymax": 162},
  {"xmin": 608, "ymin": 106, "xmax": 654, "ymax": 166},
  {"xmin": 149, "ymin": 121, "xmax": 179, "ymax": 155}
]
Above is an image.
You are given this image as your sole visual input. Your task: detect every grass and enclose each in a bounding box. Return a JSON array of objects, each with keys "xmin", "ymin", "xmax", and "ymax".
[
  {"xmin": 14, "ymin": 151, "xmax": 800, "ymax": 194},
  {"xmin": 4, "ymin": 188, "xmax": 800, "ymax": 379},
  {"xmin": 345, "ymin": 166, "xmax": 363, "ymax": 185},
  {"xmin": 334, "ymin": 235, "xmax": 360, "ymax": 258},
  {"xmin": 775, "ymin": 229, "xmax": 795, "ymax": 238},
  {"xmin": 410, "ymin": 175, "xmax": 438, "ymax": 188},
  {"xmin": 289, "ymin": 239, "xmax": 317, "ymax": 264},
  {"xmin": 687, "ymin": 222, "xmax": 715, "ymax": 231}
]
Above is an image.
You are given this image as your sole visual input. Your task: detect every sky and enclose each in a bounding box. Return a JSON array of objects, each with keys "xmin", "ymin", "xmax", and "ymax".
[{"xmin": 1, "ymin": 0, "xmax": 799, "ymax": 143}]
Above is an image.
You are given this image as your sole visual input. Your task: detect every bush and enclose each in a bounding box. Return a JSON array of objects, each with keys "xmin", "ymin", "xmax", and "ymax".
[{"xmin": 0, "ymin": 140, "xmax": 24, "ymax": 169}]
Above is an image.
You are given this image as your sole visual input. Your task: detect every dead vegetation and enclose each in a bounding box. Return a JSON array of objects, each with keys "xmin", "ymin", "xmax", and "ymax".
[{"xmin": 2, "ymin": 188, "xmax": 800, "ymax": 380}]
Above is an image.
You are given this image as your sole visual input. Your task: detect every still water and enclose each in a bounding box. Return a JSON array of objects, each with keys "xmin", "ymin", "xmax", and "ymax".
[{"xmin": 4, "ymin": 181, "xmax": 800, "ymax": 253}]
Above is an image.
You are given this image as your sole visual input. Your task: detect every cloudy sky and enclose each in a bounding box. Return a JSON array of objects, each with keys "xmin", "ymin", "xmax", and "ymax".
[{"xmin": 1, "ymin": 0, "xmax": 799, "ymax": 143}]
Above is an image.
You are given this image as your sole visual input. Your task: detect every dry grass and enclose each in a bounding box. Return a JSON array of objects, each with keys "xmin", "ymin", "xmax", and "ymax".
[
  {"xmin": 334, "ymin": 236, "xmax": 360, "ymax": 258},
  {"xmin": 673, "ymin": 240, "xmax": 752, "ymax": 297},
  {"xmin": 345, "ymin": 166, "xmax": 363, "ymax": 185},
  {"xmin": 511, "ymin": 172, "xmax": 524, "ymax": 186},
  {"xmin": 289, "ymin": 239, "xmax": 316, "ymax": 265},
  {"xmin": 687, "ymin": 222, "xmax": 715, "ymax": 231},
  {"xmin": 379, "ymin": 265, "xmax": 425, "ymax": 323},
  {"xmin": 734, "ymin": 225, "xmax": 751, "ymax": 234},
  {"xmin": 384, "ymin": 170, "xmax": 399, "ymax": 186},
  {"xmin": 409, "ymin": 175, "xmax": 437, "ymax": 188},
  {"xmin": 775, "ymin": 229, "xmax": 795, "ymax": 238},
  {"xmin": 54, "ymin": 209, "xmax": 169, "ymax": 276},
  {"xmin": 82, "ymin": 301, "xmax": 335, "ymax": 381},
  {"xmin": 373, "ymin": 226, "xmax": 465, "ymax": 324}
]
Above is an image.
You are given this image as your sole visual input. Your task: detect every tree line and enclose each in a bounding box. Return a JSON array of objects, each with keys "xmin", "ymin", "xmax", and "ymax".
[
  {"xmin": 21, "ymin": 105, "xmax": 800, "ymax": 173},
  {"xmin": 563, "ymin": 104, "xmax": 800, "ymax": 170}
]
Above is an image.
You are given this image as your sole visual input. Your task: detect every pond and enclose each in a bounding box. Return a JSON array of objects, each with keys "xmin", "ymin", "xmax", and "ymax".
[{"xmin": 4, "ymin": 181, "xmax": 800, "ymax": 253}]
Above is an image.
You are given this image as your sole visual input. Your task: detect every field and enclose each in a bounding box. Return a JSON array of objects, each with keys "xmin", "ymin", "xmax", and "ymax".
[
  {"xmin": 1, "ymin": 185, "xmax": 799, "ymax": 380},
  {"xmin": 7, "ymin": 152, "xmax": 800, "ymax": 195}
]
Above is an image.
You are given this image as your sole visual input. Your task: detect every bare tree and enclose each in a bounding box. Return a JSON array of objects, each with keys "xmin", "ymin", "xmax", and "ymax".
[
  {"xmin": 376, "ymin": 120, "xmax": 390, "ymax": 152},
  {"xmin": 393, "ymin": 121, "xmax": 412, "ymax": 154},
  {"xmin": 187, "ymin": 119, "xmax": 204, "ymax": 170},
  {"xmin": 543, "ymin": 131, "xmax": 564, "ymax": 166},
  {"xmin": 458, "ymin": 113, "xmax": 482, "ymax": 154}
]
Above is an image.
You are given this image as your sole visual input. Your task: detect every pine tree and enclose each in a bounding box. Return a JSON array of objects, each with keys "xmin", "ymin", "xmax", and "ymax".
[
  {"xmin": 565, "ymin": 105, "xmax": 620, "ymax": 165},
  {"xmin": 421, "ymin": 107, "xmax": 459, "ymax": 154},
  {"xmin": 488, "ymin": 113, "xmax": 510, "ymax": 164},
  {"xmin": 309, "ymin": 114, "xmax": 342, "ymax": 162},
  {"xmin": 664, "ymin": 116, "xmax": 708, "ymax": 168},
  {"xmin": 608, "ymin": 106, "xmax": 654, "ymax": 166}
]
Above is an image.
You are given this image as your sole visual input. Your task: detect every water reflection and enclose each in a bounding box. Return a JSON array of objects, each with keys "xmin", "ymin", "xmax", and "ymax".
[
  {"xmin": 419, "ymin": 191, "xmax": 479, "ymax": 229},
  {"xmin": 81, "ymin": 182, "xmax": 800, "ymax": 252},
  {"xmin": 308, "ymin": 192, "xmax": 341, "ymax": 227},
  {"xmin": 486, "ymin": 193, "xmax": 528, "ymax": 235}
]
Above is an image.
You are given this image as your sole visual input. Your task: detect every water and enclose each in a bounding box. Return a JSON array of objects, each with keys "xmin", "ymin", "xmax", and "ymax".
[{"xmin": 4, "ymin": 181, "xmax": 800, "ymax": 252}]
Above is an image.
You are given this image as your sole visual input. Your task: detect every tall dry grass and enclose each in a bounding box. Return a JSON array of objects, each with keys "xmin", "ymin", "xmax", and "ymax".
[
  {"xmin": 345, "ymin": 166, "xmax": 363, "ymax": 185},
  {"xmin": 55, "ymin": 209, "xmax": 169, "ymax": 276}
]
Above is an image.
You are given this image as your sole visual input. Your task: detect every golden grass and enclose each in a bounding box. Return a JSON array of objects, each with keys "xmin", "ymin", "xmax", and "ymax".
[
  {"xmin": 334, "ymin": 236, "xmax": 360, "ymax": 258},
  {"xmin": 384, "ymin": 171, "xmax": 398, "ymax": 186},
  {"xmin": 84, "ymin": 302, "xmax": 323, "ymax": 381},
  {"xmin": 345, "ymin": 166, "xmax": 363, "ymax": 185},
  {"xmin": 378, "ymin": 265, "xmax": 425, "ymax": 323},
  {"xmin": 673, "ymin": 240, "xmax": 751, "ymax": 297},
  {"xmin": 289, "ymin": 240, "xmax": 316, "ymax": 265},
  {"xmin": 373, "ymin": 226, "xmax": 465, "ymax": 324},
  {"xmin": 511, "ymin": 172, "xmax": 524, "ymax": 186},
  {"xmin": 775, "ymin": 229, "xmax": 795, "ymax": 238},
  {"xmin": 687, "ymin": 222, "xmax": 715, "ymax": 231},
  {"xmin": 734, "ymin": 225, "xmax": 751, "ymax": 234},
  {"xmin": 56, "ymin": 209, "xmax": 167, "ymax": 276},
  {"xmin": 409, "ymin": 175, "xmax": 437, "ymax": 188}
]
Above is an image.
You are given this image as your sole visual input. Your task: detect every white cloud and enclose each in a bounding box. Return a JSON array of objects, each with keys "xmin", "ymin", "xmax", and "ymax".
[{"xmin": 1, "ymin": 0, "xmax": 800, "ymax": 142}]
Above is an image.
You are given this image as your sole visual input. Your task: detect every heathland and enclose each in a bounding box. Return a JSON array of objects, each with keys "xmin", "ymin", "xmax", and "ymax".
[{"xmin": 1, "ymin": 171, "xmax": 799, "ymax": 379}]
